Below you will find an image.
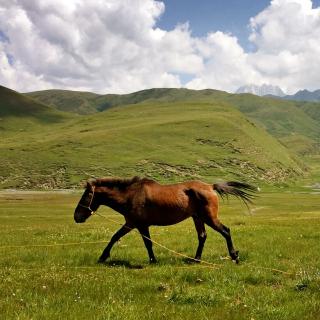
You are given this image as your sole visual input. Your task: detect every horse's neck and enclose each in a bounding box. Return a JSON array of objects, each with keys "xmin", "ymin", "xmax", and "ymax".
[{"xmin": 99, "ymin": 187, "xmax": 128, "ymax": 214}]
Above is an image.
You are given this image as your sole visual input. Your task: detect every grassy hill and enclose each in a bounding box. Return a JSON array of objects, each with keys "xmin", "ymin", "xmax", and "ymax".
[
  {"xmin": 26, "ymin": 89, "xmax": 100, "ymax": 115},
  {"xmin": 1, "ymin": 85, "xmax": 306, "ymax": 189},
  {"xmin": 25, "ymin": 88, "xmax": 230, "ymax": 114},
  {"xmin": 297, "ymin": 101, "xmax": 320, "ymax": 123},
  {"xmin": 221, "ymin": 94, "xmax": 320, "ymax": 157},
  {"xmin": 26, "ymin": 88, "xmax": 320, "ymax": 140},
  {"xmin": 0, "ymin": 86, "xmax": 72, "ymax": 136},
  {"xmin": 223, "ymin": 94, "xmax": 320, "ymax": 139},
  {"xmin": 0, "ymin": 86, "xmax": 69, "ymax": 121}
]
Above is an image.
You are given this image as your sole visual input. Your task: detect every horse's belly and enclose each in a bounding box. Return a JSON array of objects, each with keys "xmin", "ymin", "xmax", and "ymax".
[{"xmin": 144, "ymin": 203, "xmax": 191, "ymax": 226}]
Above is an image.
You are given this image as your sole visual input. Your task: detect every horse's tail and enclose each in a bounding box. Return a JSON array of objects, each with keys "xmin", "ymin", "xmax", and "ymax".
[{"xmin": 213, "ymin": 181, "xmax": 258, "ymax": 207}]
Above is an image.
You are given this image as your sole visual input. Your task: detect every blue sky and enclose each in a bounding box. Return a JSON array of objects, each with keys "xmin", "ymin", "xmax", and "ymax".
[
  {"xmin": 158, "ymin": 0, "xmax": 320, "ymax": 48},
  {"xmin": 158, "ymin": 0, "xmax": 272, "ymax": 48},
  {"xmin": 1, "ymin": 0, "xmax": 320, "ymax": 94}
]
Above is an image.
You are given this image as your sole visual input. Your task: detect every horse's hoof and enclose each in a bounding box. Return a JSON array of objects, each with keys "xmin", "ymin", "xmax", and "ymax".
[
  {"xmin": 149, "ymin": 259, "xmax": 157, "ymax": 264},
  {"xmin": 184, "ymin": 257, "xmax": 201, "ymax": 264},
  {"xmin": 231, "ymin": 250, "xmax": 239, "ymax": 264},
  {"xmin": 97, "ymin": 258, "xmax": 106, "ymax": 264}
]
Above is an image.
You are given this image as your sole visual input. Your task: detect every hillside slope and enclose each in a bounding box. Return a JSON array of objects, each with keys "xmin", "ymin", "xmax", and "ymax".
[
  {"xmin": 0, "ymin": 86, "xmax": 71, "ymax": 133},
  {"xmin": 25, "ymin": 88, "xmax": 231, "ymax": 114},
  {"xmin": 0, "ymin": 96, "xmax": 303, "ymax": 189},
  {"xmin": 26, "ymin": 87, "xmax": 320, "ymax": 156},
  {"xmin": 26, "ymin": 89, "xmax": 100, "ymax": 115},
  {"xmin": 223, "ymin": 94, "xmax": 320, "ymax": 156}
]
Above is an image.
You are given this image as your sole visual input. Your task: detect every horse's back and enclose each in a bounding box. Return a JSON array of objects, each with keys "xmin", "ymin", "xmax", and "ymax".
[
  {"xmin": 139, "ymin": 179, "xmax": 215, "ymax": 202},
  {"xmin": 130, "ymin": 179, "xmax": 217, "ymax": 226}
]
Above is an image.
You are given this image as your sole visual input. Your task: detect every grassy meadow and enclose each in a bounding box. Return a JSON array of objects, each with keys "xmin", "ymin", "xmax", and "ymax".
[
  {"xmin": 1, "ymin": 85, "xmax": 320, "ymax": 319},
  {"xmin": 0, "ymin": 190, "xmax": 319, "ymax": 320}
]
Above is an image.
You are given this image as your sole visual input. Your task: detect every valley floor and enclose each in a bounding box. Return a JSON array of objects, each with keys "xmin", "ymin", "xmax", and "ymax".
[{"xmin": 0, "ymin": 190, "xmax": 319, "ymax": 319}]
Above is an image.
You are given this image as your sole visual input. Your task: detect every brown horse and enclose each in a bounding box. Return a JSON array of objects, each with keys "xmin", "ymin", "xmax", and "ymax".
[{"xmin": 74, "ymin": 177, "xmax": 256, "ymax": 264}]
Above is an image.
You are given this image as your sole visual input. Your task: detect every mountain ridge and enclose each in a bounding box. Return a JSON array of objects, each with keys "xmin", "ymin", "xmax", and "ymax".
[
  {"xmin": 22, "ymin": 86, "xmax": 320, "ymax": 147},
  {"xmin": 236, "ymin": 84, "xmax": 285, "ymax": 97},
  {"xmin": 283, "ymin": 89, "xmax": 320, "ymax": 102},
  {"xmin": 0, "ymin": 85, "xmax": 70, "ymax": 126},
  {"xmin": 1, "ymin": 85, "xmax": 313, "ymax": 189}
]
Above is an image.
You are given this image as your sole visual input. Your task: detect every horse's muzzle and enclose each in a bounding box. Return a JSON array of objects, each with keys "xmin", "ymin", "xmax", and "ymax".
[
  {"xmin": 74, "ymin": 209, "xmax": 87, "ymax": 223},
  {"xmin": 74, "ymin": 216, "xmax": 86, "ymax": 223}
]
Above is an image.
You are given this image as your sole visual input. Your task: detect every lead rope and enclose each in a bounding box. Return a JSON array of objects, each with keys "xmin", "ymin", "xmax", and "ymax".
[
  {"xmin": 94, "ymin": 212, "xmax": 222, "ymax": 269},
  {"xmin": 0, "ymin": 211, "xmax": 295, "ymax": 275},
  {"xmin": 94, "ymin": 212, "xmax": 294, "ymax": 275}
]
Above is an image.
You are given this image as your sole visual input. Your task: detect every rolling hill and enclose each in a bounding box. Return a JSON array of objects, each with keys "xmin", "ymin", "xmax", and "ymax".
[
  {"xmin": 25, "ymin": 88, "xmax": 230, "ymax": 114},
  {"xmin": 26, "ymin": 89, "xmax": 100, "ymax": 115},
  {"xmin": 27, "ymin": 87, "xmax": 320, "ymax": 155},
  {"xmin": 222, "ymin": 94, "xmax": 320, "ymax": 155},
  {"xmin": 26, "ymin": 88, "xmax": 320, "ymax": 138},
  {"xmin": 0, "ymin": 85, "xmax": 69, "ymax": 121},
  {"xmin": 1, "ymin": 85, "xmax": 319, "ymax": 189}
]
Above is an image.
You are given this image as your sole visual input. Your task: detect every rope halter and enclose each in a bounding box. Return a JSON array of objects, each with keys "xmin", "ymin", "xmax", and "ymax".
[{"xmin": 78, "ymin": 186, "xmax": 96, "ymax": 215}]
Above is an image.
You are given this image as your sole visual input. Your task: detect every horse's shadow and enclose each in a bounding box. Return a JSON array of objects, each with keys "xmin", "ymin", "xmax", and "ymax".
[
  {"xmin": 97, "ymin": 258, "xmax": 193, "ymax": 269},
  {"xmin": 97, "ymin": 254, "xmax": 247, "ymax": 269},
  {"xmin": 102, "ymin": 259, "xmax": 144, "ymax": 269}
]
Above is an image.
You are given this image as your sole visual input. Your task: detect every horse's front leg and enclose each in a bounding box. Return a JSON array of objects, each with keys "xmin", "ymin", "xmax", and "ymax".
[
  {"xmin": 137, "ymin": 225, "xmax": 157, "ymax": 263},
  {"xmin": 97, "ymin": 222, "xmax": 133, "ymax": 263}
]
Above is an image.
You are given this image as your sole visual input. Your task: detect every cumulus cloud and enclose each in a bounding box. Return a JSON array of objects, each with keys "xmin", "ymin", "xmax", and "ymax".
[
  {"xmin": 248, "ymin": 0, "xmax": 320, "ymax": 93},
  {"xmin": 186, "ymin": 32, "xmax": 262, "ymax": 91},
  {"xmin": 186, "ymin": 0, "xmax": 320, "ymax": 93},
  {"xmin": 0, "ymin": 0, "xmax": 197, "ymax": 93},
  {"xmin": 0, "ymin": 0, "xmax": 320, "ymax": 94}
]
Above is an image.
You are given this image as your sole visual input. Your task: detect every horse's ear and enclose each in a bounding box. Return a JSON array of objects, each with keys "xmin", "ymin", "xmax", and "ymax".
[
  {"xmin": 132, "ymin": 176, "xmax": 141, "ymax": 183},
  {"xmin": 87, "ymin": 178, "xmax": 97, "ymax": 188}
]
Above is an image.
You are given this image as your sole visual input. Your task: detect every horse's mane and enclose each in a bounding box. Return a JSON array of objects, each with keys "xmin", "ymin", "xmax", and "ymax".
[{"xmin": 89, "ymin": 176, "xmax": 142, "ymax": 189}]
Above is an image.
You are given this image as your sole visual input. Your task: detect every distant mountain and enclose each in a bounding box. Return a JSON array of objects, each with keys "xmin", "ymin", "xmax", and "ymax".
[
  {"xmin": 26, "ymin": 89, "xmax": 100, "ymax": 115},
  {"xmin": 2, "ymin": 84, "xmax": 320, "ymax": 188},
  {"xmin": 283, "ymin": 89, "xmax": 320, "ymax": 102},
  {"xmin": 0, "ymin": 85, "xmax": 68, "ymax": 122},
  {"xmin": 1, "ymin": 85, "xmax": 308, "ymax": 188},
  {"xmin": 24, "ymin": 86, "xmax": 320, "ymax": 144},
  {"xmin": 236, "ymin": 84, "xmax": 285, "ymax": 97},
  {"xmin": 25, "ymin": 88, "xmax": 230, "ymax": 114}
]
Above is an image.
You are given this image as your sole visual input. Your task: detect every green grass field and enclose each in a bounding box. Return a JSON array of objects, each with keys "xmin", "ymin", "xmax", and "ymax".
[
  {"xmin": 1, "ymin": 85, "xmax": 320, "ymax": 319},
  {"xmin": 0, "ymin": 190, "xmax": 319, "ymax": 320}
]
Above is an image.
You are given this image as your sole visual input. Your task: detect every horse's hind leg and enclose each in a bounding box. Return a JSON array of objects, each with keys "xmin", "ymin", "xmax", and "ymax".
[
  {"xmin": 137, "ymin": 225, "xmax": 157, "ymax": 263},
  {"xmin": 192, "ymin": 215, "xmax": 207, "ymax": 262},
  {"xmin": 97, "ymin": 222, "xmax": 133, "ymax": 263},
  {"xmin": 205, "ymin": 216, "xmax": 239, "ymax": 263}
]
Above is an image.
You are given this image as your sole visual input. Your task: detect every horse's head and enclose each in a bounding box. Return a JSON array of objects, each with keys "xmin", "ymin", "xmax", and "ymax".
[{"xmin": 74, "ymin": 179, "xmax": 100, "ymax": 223}]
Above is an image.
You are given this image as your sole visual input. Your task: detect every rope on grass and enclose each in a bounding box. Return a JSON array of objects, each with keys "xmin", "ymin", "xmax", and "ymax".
[
  {"xmin": 94, "ymin": 212, "xmax": 222, "ymax": 270},
  {"xmin": 0, "ymin": 212, "xmax": 295, "ymax": 275},
  {"xmin": 0, "ymin": 240, "xmax": 109, "ymax": 249},
  {"xmin": 94, "ymin": 213, "xmax": 295, "ymax": 275}
]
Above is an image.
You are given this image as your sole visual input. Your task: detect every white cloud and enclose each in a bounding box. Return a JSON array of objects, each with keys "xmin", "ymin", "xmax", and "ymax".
[
  {"xmin": 186, "ymin": 32, "xmax": 262, "ymax": 92},
  {"xmin": 0, "ymin": 0, "xmax": 320, "ymax": 94},
  {"xmin": 247, "ymin": 0, "xmax": 320, "ymax": 93},
  {"xmin": 0, "ymin": 0, "xmax": 190, "ymax": 93},
  {"xmin": 187, "ymin": 0, "xmax": 320, "ymax": 94}
]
